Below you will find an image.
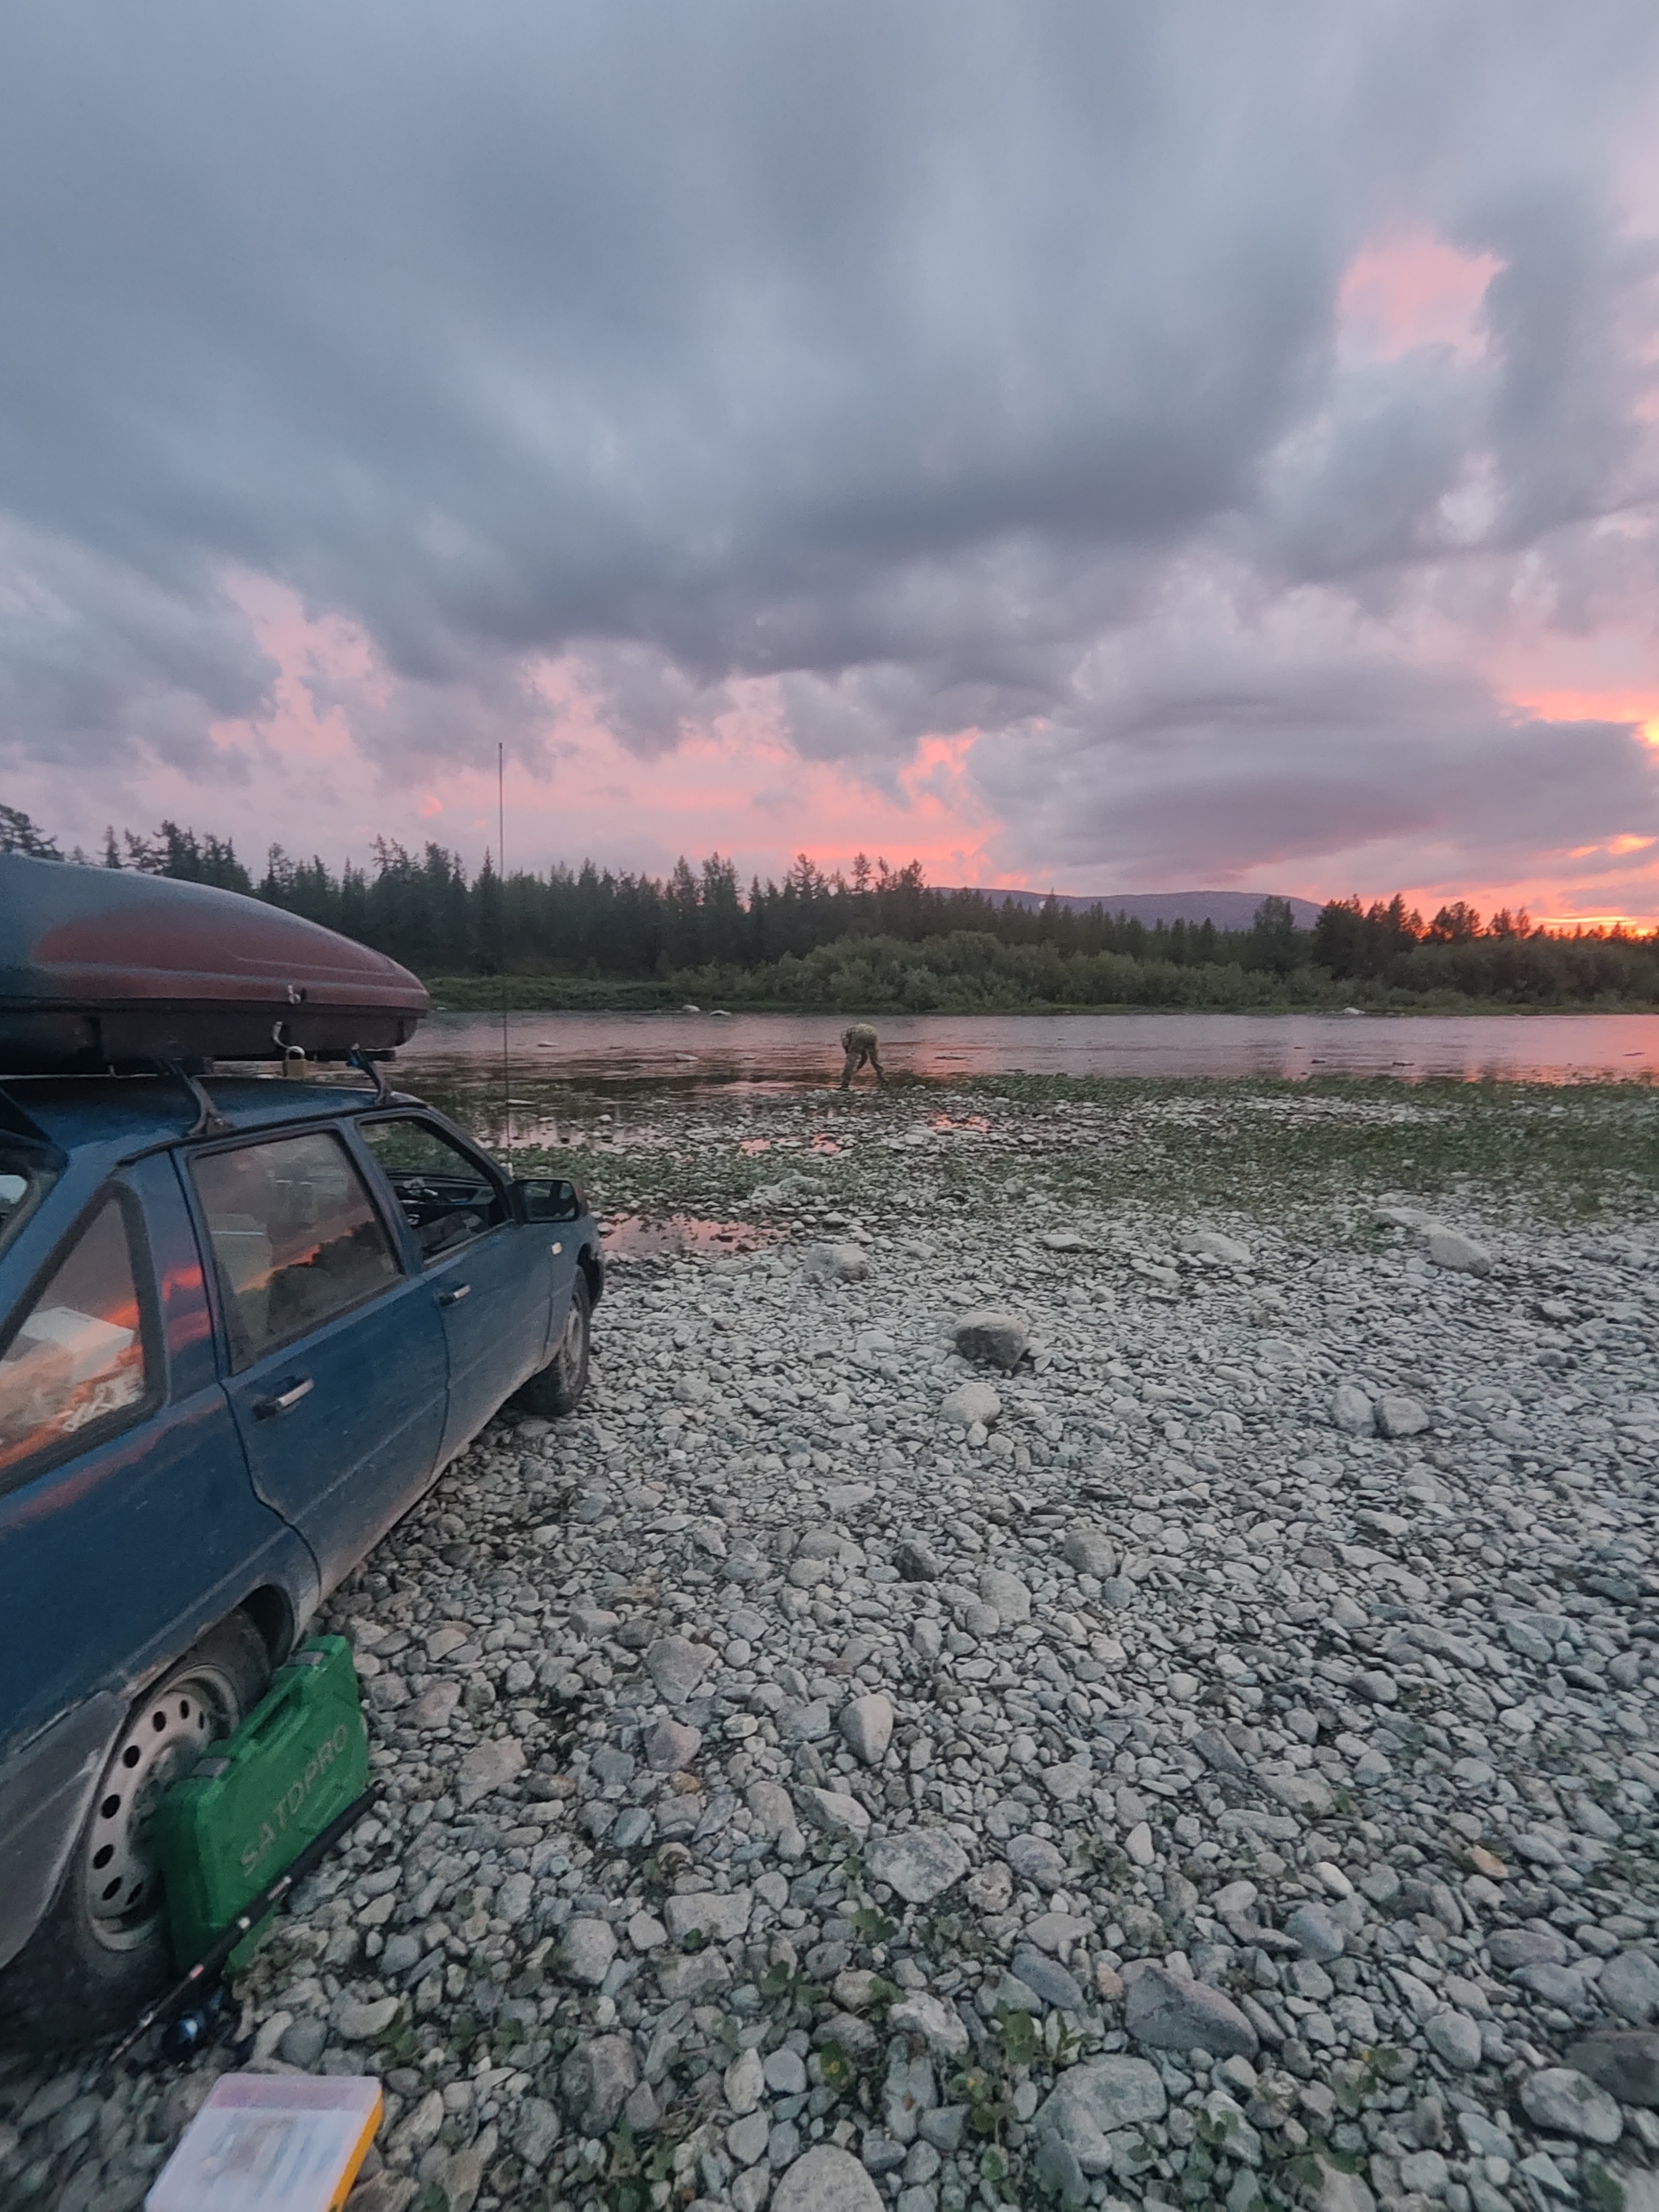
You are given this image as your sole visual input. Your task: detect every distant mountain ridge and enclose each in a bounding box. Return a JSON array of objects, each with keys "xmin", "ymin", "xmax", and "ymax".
[{"xmin": 944, "ymin": 887, "xmax": 1323, "ymax": 930}]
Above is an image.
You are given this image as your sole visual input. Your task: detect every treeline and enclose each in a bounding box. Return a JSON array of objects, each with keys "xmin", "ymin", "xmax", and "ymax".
[
  {"xmin": 0, "ymin": 807, "xmax": 1310, "ymax": 976},
  {"xmin": 663, "ymin": 931, "xmax": 1335, "ymax": 1013},
  {"xmin": 1311, "ymin": 894, "xmax": 1659, "ymax": 1004},
  {"xmin": 2, "ymin": 806, "xmax": 1656, "ymax": 1008}
]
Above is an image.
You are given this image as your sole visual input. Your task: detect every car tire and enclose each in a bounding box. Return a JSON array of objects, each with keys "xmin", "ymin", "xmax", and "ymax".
[
  {"xmin": 0, "ymin": 1610, "xmax": 271, "ymax": 2048},
  {"xmin": 514, "ymin": 1271, "xmax": 591, "ymax": 1417}
]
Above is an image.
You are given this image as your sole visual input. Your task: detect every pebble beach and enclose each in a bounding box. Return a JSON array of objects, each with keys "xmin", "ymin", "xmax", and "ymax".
[{"xmin": 4, "ymin": 1078, "xmax": 1657, "ymax": 2212}]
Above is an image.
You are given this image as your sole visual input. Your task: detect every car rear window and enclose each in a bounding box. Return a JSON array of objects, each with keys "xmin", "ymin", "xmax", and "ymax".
[{"xmin": 0, "ymin": 1194, "xmax": 151, "ymax": 1487}]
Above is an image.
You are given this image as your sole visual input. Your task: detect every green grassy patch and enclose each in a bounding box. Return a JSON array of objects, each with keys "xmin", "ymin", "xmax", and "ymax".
[
  {"xmin": 966, "ymin": 1074, "xmax": 1659, "ymax": 1222},
  {"xmin": 412, "ymin": 1071, "xmax": 1658, "ymax": 1234}
]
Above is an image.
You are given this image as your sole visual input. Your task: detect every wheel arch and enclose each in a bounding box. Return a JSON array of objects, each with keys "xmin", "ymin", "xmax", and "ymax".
[{"xmin": 237, "ymin": 1583, "xmax": 297, "ymax": 1669}]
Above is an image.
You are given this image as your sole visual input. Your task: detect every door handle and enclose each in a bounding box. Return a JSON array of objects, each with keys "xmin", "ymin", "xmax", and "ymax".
[
  {"xmin": 437, "ymin": 1283, "xmax": 471, "ymax": 1307},
  {"xmin": 254, "ymin": 1377, "xmax": 314, "ymax": 1418}
]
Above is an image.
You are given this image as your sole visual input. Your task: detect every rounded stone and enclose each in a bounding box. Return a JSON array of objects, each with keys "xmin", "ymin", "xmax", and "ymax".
[
  {"xmin": 1423, "ymin": 2010, "xmax": 1483, "ymax": 2071},
  {"xmin": 279, "ymin": 2015, "xmax": 329, "ymax": 2068},
  {"xmin": 940, "ymin": 1379, "xmax": 1000, "ymax": 1427},
  {"xmin": 838, "ymin": 1692, "xmax": 895, "ymax": 1766},
  {"xmin": 866, "ymin": 1827, "xmax": 968, "ymax": 1903},
  {"xmin": 1518, "ymin": 2067, "xmax": 1623, "ymax": 2145},
  {"xmin": 336, "ymin": 1994, "xmax": 400, "ymax": 2041},
  {"xmin": 1285, "ymin": 1903, "xmax": 1346, "ymax": 1962},
  {"xmin": 1061, "ymin": 1525, "xmax": 1117, "ymax": 1577},
  {"xmin": 561, "ymin": 1916, "xmax": 618, "ymax": 1986},
  {"xmin": 771, "ymin": 2144, "xmax": 885, "ymax": 2212}
]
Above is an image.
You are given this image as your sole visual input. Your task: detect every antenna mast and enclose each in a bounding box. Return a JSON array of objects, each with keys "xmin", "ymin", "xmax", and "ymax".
[{"xmin": 498, "ymin": 742, "xmax": 511, "ymax": 1169}]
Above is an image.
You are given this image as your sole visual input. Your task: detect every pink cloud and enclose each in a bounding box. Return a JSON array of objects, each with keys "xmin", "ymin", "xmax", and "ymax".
[
  {"xmin": 35, "ymin": 586, "xmax": 1004, "ymax": 891},
  {"xmin": 23, "ymin": 565, "xmax": 1659, "ymax": 934},
  {"xmin": 1337, "ymin": 232, "xmax": 1503, "ymax": 364}
]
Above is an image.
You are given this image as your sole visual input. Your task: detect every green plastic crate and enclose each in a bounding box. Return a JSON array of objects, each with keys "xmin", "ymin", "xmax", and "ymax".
[{"xmin": 148, "ymin": 1635, "xmax": 368, "ymax": 1970}]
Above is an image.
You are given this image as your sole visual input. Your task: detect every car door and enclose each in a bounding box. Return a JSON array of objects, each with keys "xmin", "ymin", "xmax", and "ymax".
[
  {"xmin": 0, "ymin": 1153, "xmax": 296, "ymax": 1754},
  {"xmin": 354, "ymin": 1115, "xmax": 552, "ymax": 1461},
  {"xmin": 190, "ymin": 1123, "xmax": 447, "ymax": 1592},
  {"xmin": 0, "ymin": 1153, "xmax": 311, "ymax": 1967}
]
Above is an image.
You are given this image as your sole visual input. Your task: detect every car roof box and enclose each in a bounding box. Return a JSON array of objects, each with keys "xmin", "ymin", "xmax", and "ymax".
[{"xmin": 0, "ymin": 855, "xmax": 429, "ymax": 1072}]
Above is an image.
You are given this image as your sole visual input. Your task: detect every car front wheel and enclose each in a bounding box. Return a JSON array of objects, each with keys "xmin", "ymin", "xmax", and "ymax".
[
  {"xmin": 514, "ymin": 1271, "xmax": 591, "ymax": 1417},
  {"xmin": 0, "ymin": 1611, "xmax": 271, "ymax": 2048}
]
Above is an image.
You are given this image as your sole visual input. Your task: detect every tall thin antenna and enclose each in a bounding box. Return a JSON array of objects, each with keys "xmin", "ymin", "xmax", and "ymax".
[{"xmin": 498, "ymin": 741, "xmax": 512, "ymax": 1169}]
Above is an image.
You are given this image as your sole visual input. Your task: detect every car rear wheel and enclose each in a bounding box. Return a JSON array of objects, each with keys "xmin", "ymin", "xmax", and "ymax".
[
  {"xmin": 0, "ymin": 1611, "xmax": 270, "ymax": 2048},
  {"xmin": 514, "ymin": 1271, "xmax": 591, "ymax": 1417}
]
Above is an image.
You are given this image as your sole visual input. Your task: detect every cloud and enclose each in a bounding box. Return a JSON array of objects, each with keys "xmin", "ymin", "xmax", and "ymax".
[
  {"xmin": 0, "ymin": 518, "xmax": 276, "ymax": 776},
  {"xmin": 976, "ymin": 654, "xmax": 1659, "ymax": 891},
  {"xmin": 0, "ymin": 0, "xmax": 1657, "ymax": 907}
]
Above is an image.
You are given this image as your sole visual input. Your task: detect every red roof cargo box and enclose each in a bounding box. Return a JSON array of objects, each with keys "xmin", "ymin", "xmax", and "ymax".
[{"xmin": 0, "ymin": 854, "xmax": 429, "ymax": 1072}]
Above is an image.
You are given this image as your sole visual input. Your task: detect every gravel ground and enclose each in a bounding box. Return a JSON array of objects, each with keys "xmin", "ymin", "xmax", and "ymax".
[{"xmin": 3, "ymin": 1081, "xmax": 1658, "ymax": 2212}]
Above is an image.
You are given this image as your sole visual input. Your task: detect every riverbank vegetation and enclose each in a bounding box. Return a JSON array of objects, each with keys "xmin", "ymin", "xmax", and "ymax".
[
  {"xmin": 5, "ymin": 807, "xmax": 1657, "ymax": 1012},
  {"xmin": 416, "ymin": 1070, "xmax": 1659, "ymax": 1232}
]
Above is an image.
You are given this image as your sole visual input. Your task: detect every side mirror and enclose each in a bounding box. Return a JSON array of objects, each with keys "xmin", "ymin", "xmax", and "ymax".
[{"xmin": 514, "ymin": 1175, "xmax": 583, "ymax": 1224}]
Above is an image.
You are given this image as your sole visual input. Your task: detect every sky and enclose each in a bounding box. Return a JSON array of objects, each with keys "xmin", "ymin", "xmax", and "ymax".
[{"xmin": 2, "ymin": 2, "xmax": 1658, "ymax": 924}]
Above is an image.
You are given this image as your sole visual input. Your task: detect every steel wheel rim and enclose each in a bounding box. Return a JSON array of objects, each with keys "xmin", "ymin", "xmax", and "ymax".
[
  {"xmin": 82, "ymin": 1664, "xmax": 240, "ymax": 1950},
  {"xmin": 557, "ymin": 1298, "xmax": 586, "ymax": 1384}
]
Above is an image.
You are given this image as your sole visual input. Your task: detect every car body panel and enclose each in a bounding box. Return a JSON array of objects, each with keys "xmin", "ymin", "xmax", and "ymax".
[
  {"xmin": 0, "ymin": 1148, "xmax": 322, "ymax": 1975},
  {"xmin": 181, "ymin": 1128, "xmax": 452, "ymax": 1597},
  {"xmin": 427, "ymin": 1218, "xmax": 554, "ymax": 1460},
  {"xmin": 0, "ymin": 1154, "xmax": 304, "ymax": 1754},
  {"xmin": 212, "ymin": 1272, "xmax": 450, "ymax": 1600},
  {"xmin": 346, "ymin": 1115, "xmax": 558, "ymax": 1462}
]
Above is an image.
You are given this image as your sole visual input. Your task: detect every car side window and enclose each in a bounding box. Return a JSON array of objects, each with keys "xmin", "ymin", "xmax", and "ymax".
[
  {"xmin": 0, "ymin": 1196, "xmax": 152, "ymax": 1486},
  {"xmin": 194, "ymin": 1131, "xmax": 400, "ymax": 1372},
  {"xmin": 359, "ymin": 1119, "xmax": 507, "ymax": 1264}
]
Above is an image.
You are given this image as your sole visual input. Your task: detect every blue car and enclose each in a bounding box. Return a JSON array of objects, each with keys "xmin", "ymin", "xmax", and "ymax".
[{"xmin": 0, "ymin": 1041, "xmax": 599, "ymax": 2042}]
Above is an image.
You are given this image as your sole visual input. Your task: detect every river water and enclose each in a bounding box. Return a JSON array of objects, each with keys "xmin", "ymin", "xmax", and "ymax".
[{"xmin": 396, "ymin": 1008, "xmax": 1659, "ymax": 1096}]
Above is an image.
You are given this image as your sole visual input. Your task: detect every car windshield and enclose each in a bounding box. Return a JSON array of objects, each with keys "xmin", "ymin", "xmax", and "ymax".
[{"xmin": 0, "ymin": 1147, "xmax": 55, "ymax": 1259}]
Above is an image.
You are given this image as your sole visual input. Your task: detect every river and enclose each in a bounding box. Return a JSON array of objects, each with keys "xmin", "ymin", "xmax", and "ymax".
[{"xmin": 395, "ymin": 1008, "xmax": 1659, "ymax": 1098}]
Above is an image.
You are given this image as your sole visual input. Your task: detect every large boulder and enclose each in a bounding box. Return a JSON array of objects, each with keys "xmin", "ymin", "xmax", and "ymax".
[
  {"xmin": 1180, "ymin": 1228, "xmax": 1252, "ymax": 1266},
  {"xmin": 1061, "ymin": 1525, "xmax": 1117, "ymax": 1578},
  {"xmin": 953, "ymin": 1310, "xmax": 1030, "ymax": 1370},
  {"xmin": 1601, "ymin": 1948, "xmax": 1659, "ymax": 2025},
  {"xmin": 1425, "ymin": 1225, "xmax": 1491, "ymax": 1274},
  {"xmin": 644, "ymin": 1635, "xmax": 710, "ymax": 1703},
  {"xmin": 1375, "ymin": 1392, "xmax": 1430, "ymax": 1439},
  {"xmin": 979, "ymin": 1566, "xmax": 1031, "ymax": 1623},
  {"xmin": 1330, "ymin": 1384, "xmax": 1375, "ymax": 1435},
  {"xmin": 803, "ymin": 1242, "xmax": 870, "ymax": 1283},
  {"xmin": 838, "ymin": 1693, "xmax": 895, "ymax": 1766}
]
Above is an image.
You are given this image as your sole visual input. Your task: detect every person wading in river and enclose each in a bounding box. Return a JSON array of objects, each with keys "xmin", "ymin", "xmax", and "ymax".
[{"xmin": 838, "ymin": 1022, "xmax": 887, "ymax": 1089}]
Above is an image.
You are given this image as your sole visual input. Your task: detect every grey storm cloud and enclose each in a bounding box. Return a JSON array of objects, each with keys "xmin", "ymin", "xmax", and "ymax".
[
  {"xmin": 1, "ymin": 0, "xmax": 1657, "ymax": 879},
  {"xmin": 972, "ymin": 655, "xmax": 1659, "ymax": 885}
]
